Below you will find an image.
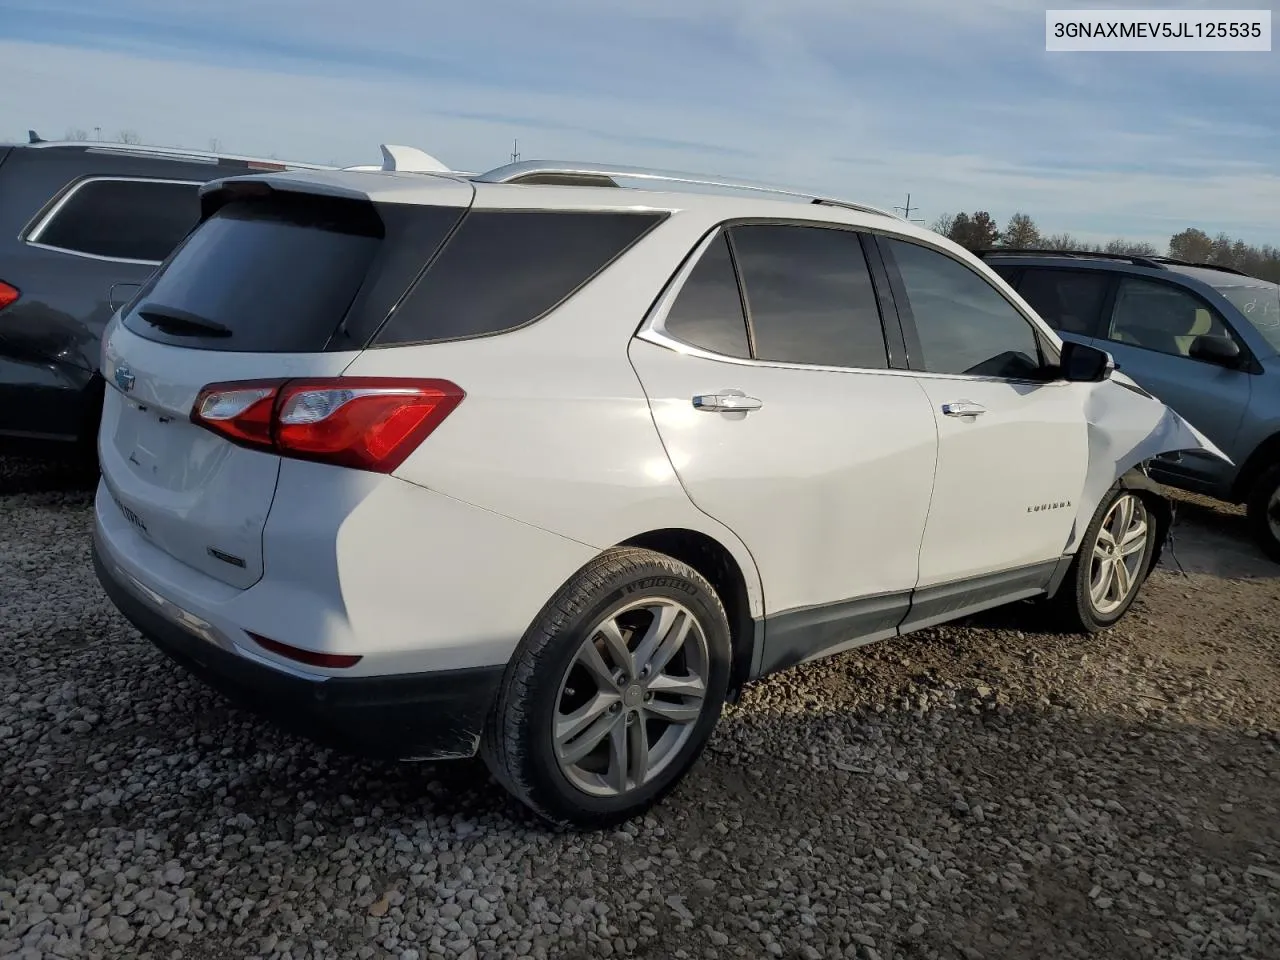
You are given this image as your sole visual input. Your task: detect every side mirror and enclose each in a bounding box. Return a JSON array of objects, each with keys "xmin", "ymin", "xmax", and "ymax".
[
  {"xmin": 1059, "ymin": 340, "xmax": 1114, "ymax": 383},
  {"xmin": 1188, "ymin": 334, "xmax": 1242, "ymax": 368}
]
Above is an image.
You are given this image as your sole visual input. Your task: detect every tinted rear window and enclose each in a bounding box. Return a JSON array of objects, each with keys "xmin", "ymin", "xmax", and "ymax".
[
  {"xmin": 33, "ymin": 178, "xmax": 200, "ymax": 262},
  {"xmin": 375, "ymin": 209, "xmax": 666, "ymax": 346},
  {"xmin": 1016, "ymin": 268, "xmax": 1109, "ymax": 337},
  {"xmin": 122, "ymin": 195, "xmax": 384, "ymax": 353},
  {"xmin": 730, "ymin": 223, "xmax": 888, "ymax": 369},
  {"xmin": 662, "ymin": 231, "xmax": 751, "ymax": 358}
]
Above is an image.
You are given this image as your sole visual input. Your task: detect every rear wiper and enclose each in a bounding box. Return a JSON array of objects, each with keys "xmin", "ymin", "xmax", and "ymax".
[{"xmin": 135, "ymin": 303, "xmax": 232, "ymax": 338}]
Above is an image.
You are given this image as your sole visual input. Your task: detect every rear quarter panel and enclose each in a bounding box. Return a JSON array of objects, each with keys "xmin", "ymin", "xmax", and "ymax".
[{"xmin": 341, "ymin": 208, "xmax": 766, "ymax": 618}]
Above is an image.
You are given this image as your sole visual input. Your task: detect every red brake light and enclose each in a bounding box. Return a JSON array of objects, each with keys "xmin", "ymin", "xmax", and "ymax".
[
  {"xmin": 0, "ymin": 281, "xmax": 19, "ymax": 312},
  {"xmin": 190, "ymin": 377, "xmax": 464, "ymax": 473}
]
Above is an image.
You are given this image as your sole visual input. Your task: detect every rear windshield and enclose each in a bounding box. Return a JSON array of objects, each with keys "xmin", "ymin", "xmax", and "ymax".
[{"xmin": 122, "ymin": 194, "xmax": 386, "ymax": 353}]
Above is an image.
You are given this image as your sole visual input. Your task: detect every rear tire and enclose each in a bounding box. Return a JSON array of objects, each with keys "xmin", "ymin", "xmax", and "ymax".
[
  {"xmin": 481, "ymin": 547, "xmax": 731, "ymax": 829},
  {"xmin": 1046, "ymin": 486, "xmax": 1159, "ymax": 633},
  {"xmin": 1245, "ymin": 463, "xmax": 1280, "ymax": 564}
]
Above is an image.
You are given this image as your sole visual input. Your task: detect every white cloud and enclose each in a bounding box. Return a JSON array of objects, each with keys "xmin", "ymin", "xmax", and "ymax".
[{"xmin": 2, "ymin": 0, "xmax": 1277, "ymax": 251}]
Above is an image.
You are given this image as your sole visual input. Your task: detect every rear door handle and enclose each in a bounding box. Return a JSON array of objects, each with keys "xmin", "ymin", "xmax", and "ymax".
[
  {"xmin": 692, "ymin": 392, "xmax": 763, "ymax": 413},
  {"xmin": 941, "ymin": 401, "xmax": 986, "ymax": 417}
]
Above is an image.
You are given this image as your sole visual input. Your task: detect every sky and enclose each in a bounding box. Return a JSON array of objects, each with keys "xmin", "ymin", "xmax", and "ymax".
[{"xmin": 2, "ymin": 0, "xmax": 1277, "ymax": 249}]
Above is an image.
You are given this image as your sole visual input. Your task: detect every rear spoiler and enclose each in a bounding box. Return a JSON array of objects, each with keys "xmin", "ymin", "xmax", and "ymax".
[{"xmin": 197, "ymin": 167, "xmax": 476, "ymax": 222}]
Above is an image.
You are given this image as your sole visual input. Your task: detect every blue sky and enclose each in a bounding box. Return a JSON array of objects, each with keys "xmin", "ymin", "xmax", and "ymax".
[{"xmin": 3, "ymin": 0, "xmax": 1277, "ymax": 248}]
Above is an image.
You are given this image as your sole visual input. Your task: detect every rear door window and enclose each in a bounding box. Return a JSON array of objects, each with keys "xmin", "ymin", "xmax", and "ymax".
[
  {"xmin": 1016, "ymin": 268, "xmax": 1110, "ymax": 337},
  {"xmin": 375, "ymin": 210, "xmax": 667, "ymax": 345},
  {"xmin": 30, "ymin": 178, "xmax": 201, "ymax": 262},
  {"xmin": 728, "ymin": 223, "xmax": 888, "ymax": 369},
  {"xmin": 122, "ymin": 194, "xmax": 395, "ymax": 353}
]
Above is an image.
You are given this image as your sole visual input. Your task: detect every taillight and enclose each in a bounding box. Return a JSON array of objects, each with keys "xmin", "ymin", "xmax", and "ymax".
[
  {"xmin": 191, "ymin": 377, "xmax": 464, "ymax": 473},
  {"xmin": 247, "ymin": 631, "xmax": 361, "ymax": 669},
  {"xmin": 0, "ymin": 281, "xmax": 19, "ymax": 311}
]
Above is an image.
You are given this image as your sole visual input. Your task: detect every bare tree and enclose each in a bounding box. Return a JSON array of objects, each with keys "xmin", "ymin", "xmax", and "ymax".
[
  {"xmin": 1040, "ymin": 232, "xmax": 1081, "ymax": 251},
  {"xmin": 1001, "ymin": 212, "xmax": 1041, "ymax": 249},
  {"xmin": 208, "ymin": 137, "xmax": 221, "ymax": 153},
  {"xmin": 930, "ymin": 213, "xmax": 956, "ymax": 236},
  {"xmin": 116, "ymin": 129, "xmax": 141, "ymax": 145},
  {"xmin": 1102, "ymin": 238, "xmax": 1159, "ymax": 257},
  {"xmin": 64, "ymin": 127, "xmax": 88, "ymax": 141}
]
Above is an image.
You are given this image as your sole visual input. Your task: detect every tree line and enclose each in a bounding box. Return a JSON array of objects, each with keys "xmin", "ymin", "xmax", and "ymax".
[{"xmin": 933, "ymin": 210, "xmax": 1280, "ymax": 284}]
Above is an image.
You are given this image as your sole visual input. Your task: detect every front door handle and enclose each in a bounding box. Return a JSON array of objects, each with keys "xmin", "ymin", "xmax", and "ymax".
[
  {"xmin": 941, "ymin": 401, "xmax": 986, "ymax": 417},
  {"xmin": 692, "ymin": 392, "xmax": 763, "ymax": 413}
]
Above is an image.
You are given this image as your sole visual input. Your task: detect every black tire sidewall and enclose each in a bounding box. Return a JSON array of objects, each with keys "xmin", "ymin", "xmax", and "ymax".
[
  {"xmin": 1074, "ymin": 486, "xmax": 1158, "ymax": 629},
  {"xmin": 505, "ymin": 558, "xmax": 731, "ymax": 827}
]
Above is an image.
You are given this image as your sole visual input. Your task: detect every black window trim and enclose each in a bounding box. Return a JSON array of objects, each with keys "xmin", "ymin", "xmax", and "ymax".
[
  {"xmin": 1099, "ymin": 272, "xmax": 1261, "ymax": 374},
  {"xmin": 871, "ymin": 232, "xmax": 1063, "ymax": 384},
  {"xmin": 21, "ymin": 174, "xmax": 204, "ymax": 266},
  {"xmin": 638, "ymin": 216, "xmax": 908, "ymax": 374}
]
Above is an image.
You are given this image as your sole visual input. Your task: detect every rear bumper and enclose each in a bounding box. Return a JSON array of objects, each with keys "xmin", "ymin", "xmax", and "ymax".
[{"xmin": 93, "ymin": 534, "xmax": 504, "ymax": 761}]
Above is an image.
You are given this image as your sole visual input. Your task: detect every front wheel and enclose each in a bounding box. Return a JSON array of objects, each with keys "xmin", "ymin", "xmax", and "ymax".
[
  {"xmin": 1245, "ymin": 463, "xmax": 1280, "ymax": 563},
  {"xmin": 1047, "ymin": 487, "xmax": 1159, "ymax": 633},
  {"xmin": 481, "ymin": 547, "xmax": 732, "ymax": 829}
]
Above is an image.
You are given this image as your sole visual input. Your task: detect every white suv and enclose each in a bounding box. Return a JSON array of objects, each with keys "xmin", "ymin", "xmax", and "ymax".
[{"xmin": 92, "ymin": 161, "xmax": 1223, "ymax": 828}]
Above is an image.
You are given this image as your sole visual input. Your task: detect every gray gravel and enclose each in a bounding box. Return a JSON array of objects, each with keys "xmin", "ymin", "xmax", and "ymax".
[{"xmin": 2, "ymin": 454, "xmax": 1278, "ymax": 960}]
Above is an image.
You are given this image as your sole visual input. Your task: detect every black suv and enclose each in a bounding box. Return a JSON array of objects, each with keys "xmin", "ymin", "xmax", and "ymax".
[{"xmin": 0, "ymin": 134, "xmax": 327, "ymax": 460}]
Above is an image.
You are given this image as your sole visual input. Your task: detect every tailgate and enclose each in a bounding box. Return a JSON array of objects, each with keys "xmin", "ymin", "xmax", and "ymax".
[
  {"xmin": 100, "ymin": 327, "xmax": 358, "ymax": 588},
  {"xmin": 97, "ymin": 173, "xmax": 473, "ymax": 588}
]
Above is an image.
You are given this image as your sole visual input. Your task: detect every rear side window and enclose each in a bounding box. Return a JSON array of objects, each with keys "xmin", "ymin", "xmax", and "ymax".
[
  {"xmin": 662, "ymin": 231, "xmax": 751, "ymax": 358},
  {"xmin": 729, "ymin": 223, "xmax": 888, "ymax": 369},
  {"xmin": 1017, "ymin": 268, "xmax": 1109, "ymax": 337},
  {"xmin": 376, "ymin": 210, "xmax": 666, "ymax": 346},
  {"xmin": 122, "ymin": 195, "xmax": 385, "ymax": 353},
  {"xmin": 30, "ymin": 178, "xmax": 200, "ymax": 262}
]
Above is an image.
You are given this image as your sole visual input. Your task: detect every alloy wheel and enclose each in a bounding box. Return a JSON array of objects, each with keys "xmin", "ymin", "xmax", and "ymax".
[
  {"xmin": 553, "ymin": 598, "xmax": 710, "ymax": 798},
  {"xmin": 1089, "ymin": 492, "xmax": 1150, "ymax": 616}
]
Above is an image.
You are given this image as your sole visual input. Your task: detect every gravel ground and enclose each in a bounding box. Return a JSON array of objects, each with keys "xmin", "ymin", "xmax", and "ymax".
[{"xmin": 1, "ymin": 454, "xmax": 1277, "ymax": 960}]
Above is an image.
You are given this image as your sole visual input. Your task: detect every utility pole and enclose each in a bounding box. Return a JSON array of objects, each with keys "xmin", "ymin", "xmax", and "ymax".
[
  {"xmin": 894, "ymin": 192, "xmax": 925, "ymax": 223},
  {"xmin": 510, "ymin": 138, "xmax": 520, "ymax": 163}
]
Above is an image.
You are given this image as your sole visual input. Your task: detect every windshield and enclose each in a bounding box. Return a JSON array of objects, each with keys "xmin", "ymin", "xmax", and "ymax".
[{"xmin": 1207, "ymin": 276, "xmax": 1280, "ymax": 354}]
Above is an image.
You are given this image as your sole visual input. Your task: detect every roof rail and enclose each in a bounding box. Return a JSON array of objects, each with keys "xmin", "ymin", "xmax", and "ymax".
[
  {"xmin": 976, "ymin": 248, "xmax": 1165, "ymax": 270},
  {"xmin": 471, "ymin": 160, "xmax": 907, "ymax": 221},
  {"xmin": 1145, "ymin": 256, "xmax": 1250, "ymax": 276},
  {"xmin": 23, "ymin": 139, "xmax": 332, "ymax": 170}
]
